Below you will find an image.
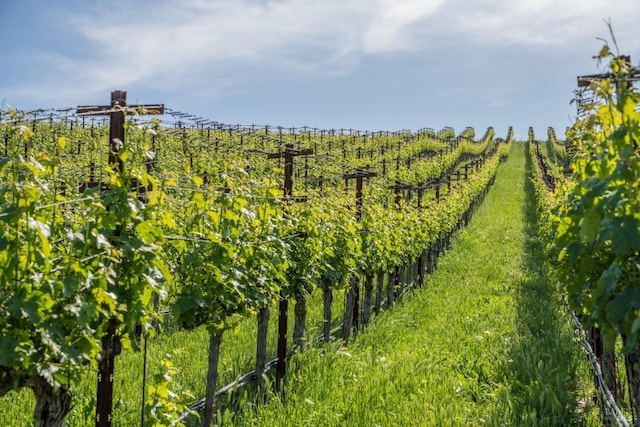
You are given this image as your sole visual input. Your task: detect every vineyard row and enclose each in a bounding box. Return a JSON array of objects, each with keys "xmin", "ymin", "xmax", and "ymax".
[{"xmin": 0, "ymin": 100, "xmax": 511, "ymax": 426}]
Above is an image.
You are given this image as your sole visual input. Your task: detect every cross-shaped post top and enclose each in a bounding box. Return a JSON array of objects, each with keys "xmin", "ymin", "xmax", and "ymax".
[
  {"xmin": 76, "ymin": 91, "xmax": 164, "ymax": 170},
  {"xmin": 342, "ymin": 168, "xmax": 377, "ymax": 219},
  {"xmin": 342, "ymin": 168, "xmax": 377, "ymax": 181},
  {"xmin": 577, "ymin": 55, "xmax": 639, "ymax": 87},
  {"xmin": 76, "ymin": 90, "xmax": 164, "ymax": 116},
  {"xmin": 267, "ymin": 143, "xmax": 314, "ymax": 199},
  {"xmin": 266, "ymin": 143, "xmax": 314, "ymax": 160},
  {"xmin": 387, "ymin": 180, "xmax": 412, "ymax": 209}
]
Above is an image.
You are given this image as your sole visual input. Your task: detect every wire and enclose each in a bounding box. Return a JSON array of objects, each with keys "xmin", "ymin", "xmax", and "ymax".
[{"xmin": 568, "ymin": 305, "xmax": 630, "ymax": 427}]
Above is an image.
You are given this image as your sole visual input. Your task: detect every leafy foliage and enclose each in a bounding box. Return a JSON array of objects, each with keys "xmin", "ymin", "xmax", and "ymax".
[
  {"xmin": 0, "ymin": 104, "xmax": 510, "ymax": 425},
  {"xmin": 0, "ymin": 113, "xmax": 168, "ymax": 423},
  {"xmin": 553, "ymin": 43, "xmax": 640, "ymax": 350}
]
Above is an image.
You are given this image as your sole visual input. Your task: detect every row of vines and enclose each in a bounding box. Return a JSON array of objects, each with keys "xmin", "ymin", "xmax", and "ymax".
[
  {"xmin": 0, "ymin": 102, "xmax": 511, "ymax": 426},
  {"xmin": 530, "ymin": 40, "xmax": 640, "ymax": 426}
]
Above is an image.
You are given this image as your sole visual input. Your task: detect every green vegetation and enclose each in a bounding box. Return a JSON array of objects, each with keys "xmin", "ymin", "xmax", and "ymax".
[
  {"xmin": 0, "ymin": 81, "xmax": 620, "ymax": 426},
  {"xmin": 0, "ymin": 110, "xmax": 511, "ymax": 426},
  {"xmin": 7, "ymin": 39, "xmax": 636, "ymax": 423},
  {"xmin": 525, "ymin": 33, "xmax": 640, "ymax": 424},
  {"xmin": 218, "ymin": 142, "xmax": 597, "ymax": 426}
]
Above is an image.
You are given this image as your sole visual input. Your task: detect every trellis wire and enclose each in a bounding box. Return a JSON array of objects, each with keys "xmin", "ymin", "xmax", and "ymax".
[{"xmin": 569, "ymin": 308, "xmax": 629, "ymax": 427}]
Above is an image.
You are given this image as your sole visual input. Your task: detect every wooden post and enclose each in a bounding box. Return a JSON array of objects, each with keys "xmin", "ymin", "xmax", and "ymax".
[
  {"xmin": 343, "ymin": 169, "xmax": 376, "ymax": 220},
  {"xmin": 77, "ymin": 91, "xmax": 163, "ymax": 427},
  {"xmin": 267, "ymin": 144, "xmax": 313, "ymax": 397},
  {"xmin": 388, "ymin": 181, "xmax": 411, "ymax": 210},
  {"xmin": 342, "ymin": 168, "xmax": 377, "ymax": 342}
]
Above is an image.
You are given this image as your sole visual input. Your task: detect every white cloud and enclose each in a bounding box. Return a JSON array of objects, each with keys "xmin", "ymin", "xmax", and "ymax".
[
  {"xmin": 65, "ymin": 0, "xmax": 639, "ymax": 79},
  {"xmin": 431, "ymin": 0, "xmax": 640, "ymax": 48},
  {"xmin": 73, "ymin": 1, "xmax": 368, "ymax": 72},
  {"xmin": 361, "ymin": 0, "xmax": 447, "ymax": 53},
  {"xmin": 4, "ymin": 0, "xmax": 640, "ymax": 108}
]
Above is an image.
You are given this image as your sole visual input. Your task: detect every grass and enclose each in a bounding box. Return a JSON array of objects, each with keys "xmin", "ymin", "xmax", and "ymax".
[{"xmin": 220, "ymin": 142, "xmax": 598, "ymax": 426}]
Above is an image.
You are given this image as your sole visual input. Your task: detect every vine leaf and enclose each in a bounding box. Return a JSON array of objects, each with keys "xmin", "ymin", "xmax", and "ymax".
[
  {"xmin": 0, "ymin": 337, "xmax": 21, "ymax": 367},
  {"xmin": 579, "ymin": 210, "xmax": 600, "ymax": 245}
]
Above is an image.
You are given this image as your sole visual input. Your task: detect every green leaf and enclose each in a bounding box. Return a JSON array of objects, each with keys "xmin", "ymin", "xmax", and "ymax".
[
  {"xmin": 596, "ymin": 262, "xmax": 621, "ymax": 304},
  {"xmin": 92, "ymin": 287, "xmax": 118, "ymax": 313},
  {"xmin": 136, "ymin": 221, "xmax": 160, "ymax": 244},
  {"xmin": 630, "ymin": 317, "xmax": 640, "ymax": 335},
  {"xmin": 609, "ymin": 217, "xmax": 640, "ymax": 256},
  {"xmin": 0, "ymin": 337, "xmax": 21, "ymax": 367},
  {"xmin": 22, "ymin": 292, "xmax": 46, "ymax": 324},
  {"xmin": 579, "ymin": 210, "xmax": 599, "ymax": 245},
  {"xmin": 172, "ymin": 293, "xmax": 205, "ymax": 328}
]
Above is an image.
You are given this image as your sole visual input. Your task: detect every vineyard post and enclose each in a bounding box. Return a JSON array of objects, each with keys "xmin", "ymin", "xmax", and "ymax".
[
  {"xmin": 80, "ymin": 91, "xmax": 126, "ymax": 427},
  {"xmin": 316, "ymin": 176, "xmax": 332, "ymax": 193},
  {"xmin": 415, "ymin": 184, "xmax": 426, "ymax": 286},
  {"xmin": 417, "ymin": 187, "xmax": 424, "ymax": 208},
  {"xmin": 279, "ymin": 146, "xmax": 293, "ymax": 396},
  {"xmin": 267, "ymin": 143, "xmax": 313, "ymax": 397},
  {"xmin": 342, "ymin": 169, "xmax": 377, "ymax": 221},
  {"xmin": 389, "ymin": 181, "xmax": 405, "ymax": 209},
  {"xmin": 77, "ymin": 91, "xmax": 164, "ymax": 427},
  {"xmin": 342, "ymin": 169, "xmax": 376, "ymax": 341},
  {"xmin": 387, "ymin": 180, "xmax": 412, "ymax": 295}
]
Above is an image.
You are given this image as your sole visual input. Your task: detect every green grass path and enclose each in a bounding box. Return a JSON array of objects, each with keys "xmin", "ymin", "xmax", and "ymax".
[{"xmin": 226, "ymin": 142, "xmax": 595, "ymax": 426}]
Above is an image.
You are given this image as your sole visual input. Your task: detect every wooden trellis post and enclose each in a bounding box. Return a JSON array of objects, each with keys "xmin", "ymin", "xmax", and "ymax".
[
  {"xmin": 341, "ymin": 168, "xmax": 377, "ymax": 341},
  {"xmin": 343, "ymin": 168, "xmax": 377, "ymax": 220},
  {"xmin": 77, "ymin": 90, "xmax": 164, "ymax": 427},
  {"xmin": 267, "ymin": 143, "xmax": 313, "ymax": 397}
]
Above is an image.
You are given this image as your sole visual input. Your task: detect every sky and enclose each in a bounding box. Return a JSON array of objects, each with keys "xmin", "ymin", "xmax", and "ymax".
[{"xmin": 1, "ymin": 0, "xmax": 639, "ymax": 140}]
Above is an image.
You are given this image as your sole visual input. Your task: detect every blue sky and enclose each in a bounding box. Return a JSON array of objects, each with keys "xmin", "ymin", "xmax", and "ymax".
[{"xmin": 1, "ymin": 0, "xmax": 639, "ymax": 139}]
